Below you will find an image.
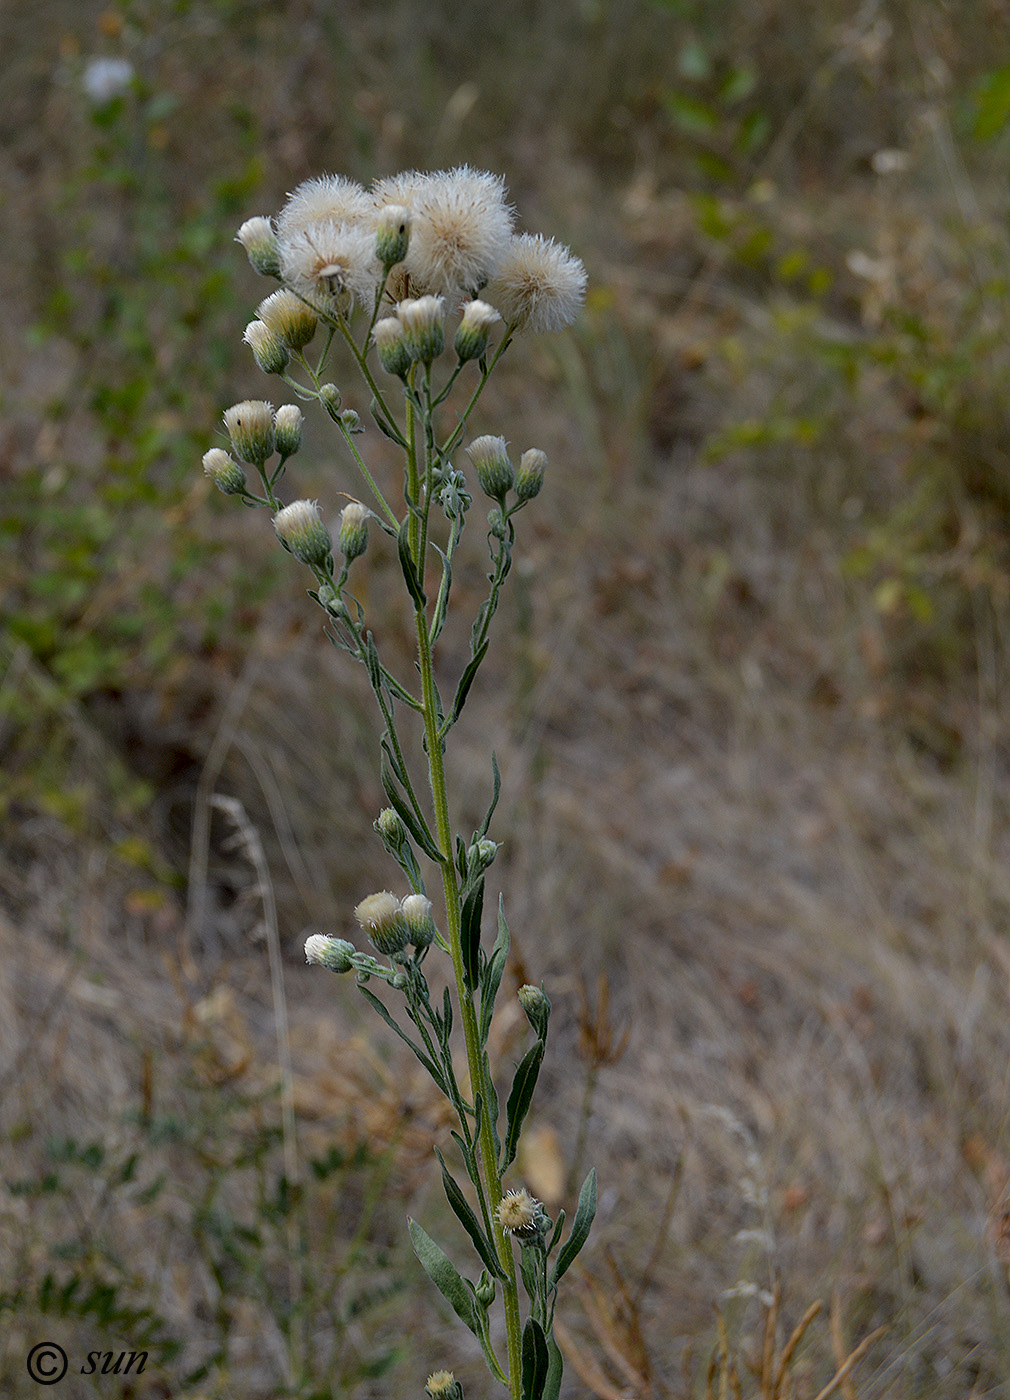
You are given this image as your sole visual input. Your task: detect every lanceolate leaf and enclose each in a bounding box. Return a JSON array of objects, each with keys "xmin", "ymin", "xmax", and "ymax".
[
  {"xmin": 408, "ymin": 1219, "xmax": 479, "ymax": 1336},
  {"xmin": 450, "ymin": 641, "xmax": 488, "ymax": 724},
  {"xmin": 397, "ymin": 516, "xmax": 426, "ymax": 609},
  {"xmin": 501, "ymin": 1039, "xmax": 545, "ymax": 1172},
  {"xmin": 542, "ymin": 1333, "xmax": 564, "ymax": 1400},
  {"xmin": 479, "ymin": 897, "xmax": 511, "ymax": 1043},
  {"xmin": 521, "ymin": 1317, "xmax": 549, "ymax": 1400},
  {"xmin": 550, "ymin": 1168, "xmax": 597, "ymax": 1286},
  {"xmin": 356, "ymin": 986, "xmax": 446, "ymax": 1095},
  {"xmin": 379, "ymin": 749, "xmax": 442, "ymax": 862},
  {"xmin": 434, "ymin": 1149, "xmax": 507, "ymax": 1281},
  {"xmin": 477, "ymin": 752, "xmax": 501, "ymax": 839},
  {"xmin": 461, "ymin": 877, "xmax": 484, "ymax": 992}
]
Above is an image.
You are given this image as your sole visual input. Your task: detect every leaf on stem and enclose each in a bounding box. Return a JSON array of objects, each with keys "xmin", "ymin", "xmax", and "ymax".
[
  {"xmin": 397, "ymin": 516, "xmax": 426, "ymax": 609},
  {"xmin": 461, "ymin": 876, "xmax": 485, "ymax": 992},
  {"xmin": 356, "ymin": 985, "xmax": 448, "ymax": 1095},
  {"xmin": 521, "ymin": 1317, "xmax": 550, "ymax": 1400},
  {"xmin": 550, "ymin": 1168, "xmax": 597, "ymax": 1286},
  {"xmin": 369, "ymin": 395, "xmax": 407, "ymax": 447},
  {"xmin": 477, "ymin": 751, "xmax": 501, "ymax": 840},
  {"xmin": 479, "ymin": 896, "xmax": 511, "ymax": 1044},
  {"xmin": 380, "ymin": 750, "xmax": 443, "ymax": 862},
  {"xmin": 408, "ymin": 1218, "xmax": 480, "ymax": 1336},
  {"xmin": 429, "ymin": 543, "xmax": 452, "ymax": 645},
  {"xmin": 434, "ymin": 1148, "xmax": 507, "ymax": 1282},
  {"xmin": 449, "ymin": 641, "xmax": 489, "ymax": 726},
  {"xmin": 501, "ymin": 1039, "xmax": 545, "ymax": 1172}
]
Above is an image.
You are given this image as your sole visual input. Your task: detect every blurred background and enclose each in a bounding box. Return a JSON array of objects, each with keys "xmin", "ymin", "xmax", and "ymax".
[{"xmin": 4, "ymin": 0, "xmax": 1010, "ymax": 1395}]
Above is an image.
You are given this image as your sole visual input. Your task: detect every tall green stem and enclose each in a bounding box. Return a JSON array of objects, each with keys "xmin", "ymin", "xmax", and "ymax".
[{"xmin": 413, "ymin": 605, "xmax": 523, "ymax": 1398}]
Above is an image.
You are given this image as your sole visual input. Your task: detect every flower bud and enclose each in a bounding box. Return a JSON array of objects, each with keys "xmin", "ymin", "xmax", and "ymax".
[
  {"xmin": 474, "ymin": 1270, "xmax": 496, "ymax": 1308},
  {"xmin": 466, "ymin": 435, "xmax": 513, "ymax": 502},
  {"xmin": 425, "ymin": 1373, "xmax": 463, "ymax": 1400},
  {"xmin": 515, "ymin": 448, "xmax": 547, "ymax": 502},
  {"xmin": 354, "ymin": 891, "xmax": 410, "ymax": 956},
  {"xmin": 243, "ymin": 319, "xmax": 289, "ymax": 375},
  {"xmin": 338, "ymin": 501, "xmax": 370, "ymax": 561},
  {"xmin": 375, "ymin": 204, "xmax": 411, "ymax": 270},
  {"xmin": 202, "ymin": 448, "xmax": 247, "ymax": 495},
  {"xmin": 339, "ymin": 408, "xmax": 362, "ymax": 434},
  {"xmin": 274, "ymin": 404, "xmax": 304, "ymax": 457},
  {"xmin": 236, "ymin": 216, "xmax": 281, "ymax": 277},
  {"xmin": 466, "ymin": 840, "xmax": 498, "ymax": 876},
  {"xmin": 223, "ymin": 400, "xmax": 275, "ymax": 464},
  {"xmin": 397, "ymin": 295, "xmax": 446, "ymax": 363},
  {"xmin": 304, "ymin": 934, "xmax": 356, "ymax": 973},
  {"xmin": 375, "ymin": 807, "xmax": 406, "ymax": 847},
  {"xmin": 487, "ymin": 506, "xmax": 508, "ymax": 540},
  {"xmin": 517, "ymin": 983, "xmax": 551, "ymax": 1039},
  {"xmin": 372, "ymin": 317, "xmax": 413, "ymax": 377},
  {"xmin": 454, "ymin": 299, "xmax": 500, "ymax": 363},
  {"xmin": 256, "ymin": 288, "xmax": 317, "ymax": 351},
  {"xmin": 319, "ymin": 383, "xmax": 342, "ymax": 420},
  {"xmin": 273, "ymin": 499, "xmax": 332, "ymax": 567},
  {"xmin": 401, "ymin": 893, "xmax": 436, "ymax": 950}
]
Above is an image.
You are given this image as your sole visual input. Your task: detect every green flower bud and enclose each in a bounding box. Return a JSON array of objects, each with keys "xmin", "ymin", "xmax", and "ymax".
[
  {"xmin": 375, "ymin": 204, "xmax": 411, "ymax": 270},
  {"xmin": 202, "ymin": 448, "xmax": 247, "ymax": 495},
  {"xmin": 304, "ymin": 934, "xmax": 356, "ymax": 973},
  {"xmin": 354, "ymin": 891, "xmax": 410, "ymax": 956},
  {"xmin": 223, "ymin": 399, "xmax": 275, "ymax": 464},
  {"xmin": 319, "ymin": 383, "xmax": 342, "ymax": 420},
  {"xmin": 401, "ymin": 893, "xmax": 436, "ymax": 950},
  {"xmin": 372, "ymin": 317, "xmax": 413, "ymax": 377},
  {"xmin": 474, "ymin": 1270, "xmax": 496, "ymax": 1308},
  {"xmin": 274, "ymin": 404, "xmax": 304, "ymax": 457},
  {"xmin": 487, "ymin": 506, "xmax": 508, "ymax": 539},
  {"xmin": 236, "ymin": 216, "xmax": 281, "ymax": 277},
  {"xmin": 515, "ymin": 448, "xmax": 547, "ymax": 502},
  {"xmin": 467, "ymin": 839, "xmax": 499, "ymax": 875},
  {"xmin": 243, "ymin": 319, "xmax": 289, "ymax": 375},
  {"xmin": 466, "ymin": 434, "xmax": 514, "ymax": 501},
  {"xmin": 397, "ymin": 295, "xmax": 446, "ymax": 364},
  {"xmin": 517, "ymin": 983, "xmax": 551, "ymax": 1039},
  {"xmin": 273, "ymin": 499, "xmax": 332, "ymax": 567},
  {"xmin": 454, "ymin": 299, "xmax": 500, "ymax": 363},
  {"xmin": 257, "ymin": 288, "xmax": 317, "ymax": 351},
  {"xmin": 339, "ymin": 408, "xmax": 362, "ymax": 434},
  {"xmin": 375, "ymin": 807, "xmax": 406, "ymax": 847},
  {"xmin": 338, "ymin": 501, "xmax": 370, "ymax": 561}
]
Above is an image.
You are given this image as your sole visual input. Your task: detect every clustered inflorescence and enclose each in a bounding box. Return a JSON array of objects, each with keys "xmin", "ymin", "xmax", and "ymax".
[{"xmin": 204, "ymin": 166, "xmax": 595, "ymax": 1400}]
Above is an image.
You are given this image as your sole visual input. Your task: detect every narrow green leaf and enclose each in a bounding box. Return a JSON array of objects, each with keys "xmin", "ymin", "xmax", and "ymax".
[
  {"xmin": 550, "ymin": 1168, "xmax": 597, "ymax": 1286},
  {"xmin": 408, "ymin": 1219, "xmax": 479, "ymax": 1335},
  {"xmin": 542, "ymin": 1333, "xmax": 564, "ymax": 1400},
  {"xmin": 397, "ymin": 517, "xmax": 426, "ymax": 608},
  {"xmin": 521, "ymin": 1317, "xmax": 549, "ymax": 1400},
  {"xmin": 480, "ymin": 1050, "xmax": 501, "ymax": 1159},
  {"xmin": 461, "ymin": 877, "xmax": 484, "ymax": 993},
  {"xmin": 429, "ymin": 544, "xmax": 452, "ymax": 645},
  {"xmin": 379, "ymin": 750, "xmax": 442, "ymax": 861},
  {"xmin": 501, "ymin": 1039, "xmax": 544, "ymax": 1172},
  {"xmin": 450, "ymin": 640, "xmax": 488, "ymax": 723},
  {"xmin": 479, "ymin": 896, "xmax": 511, "ymax": 1043},
  {"xmin": 477, "ymin": 751, "xmax": 501, "ymax": 839},
  {"xmin": 434, "ymin": 1149, "xmax": 507, "ymax": 1282},
  {"xmin": 369, "ymin": 396, "xmax": 407, "ymax": 446},
  {"xmin": 357, "ymin": 986, "xmax": 447, "ymax": 1094}
]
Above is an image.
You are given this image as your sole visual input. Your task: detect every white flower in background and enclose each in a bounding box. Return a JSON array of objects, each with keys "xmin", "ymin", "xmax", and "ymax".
[{"xmin": 82, "ymin": 57, "xmax": 134, "ymax": 104}]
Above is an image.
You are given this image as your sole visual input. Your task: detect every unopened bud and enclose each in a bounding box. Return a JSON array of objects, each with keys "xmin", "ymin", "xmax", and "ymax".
[
  {"xmin": 236, "ymin": 216, "xmax": 281, "ymax": 277},
  {"xmin": 397, "ymin": 295, "xmax": 445, "ymax": 364},
  {"xmin": 517, "ymin": 983, "xmax": 551, "ymax": 1038},
  {"xmin": 375, "ymin": 204, "xmax": 411, "ymax": 269},
  {"xmin": 339, "ymin": 408, "xmax": 362, "ymax": 434},
  {"xmin": 257, "ymin": 288, "xmax": 317, "ymax": 351},
  {"xmin": 273, "ymin": 499, "xmax": 332, "ymax": 567},
  {"xmin": 467, "ymin": 838, "xmax": 499, "ymax": 874},
  {"xmin": 354, "ymin": 891, "xmax": 410, "ymax": 956},
  {"xmin": 223, "ymin": 399, "xmax": 275, "ymax": 464},
  {"xmin": 474, "ymin": 1270, "xmax": 496, "ymax": 1308},
  {"xmin": 243, "ymin": 319, "xmax": 289, "ymax": 375},
  {"xmin": 375, "ymin": 807, "xmax": 406, "ymax": 846},
  {"xmin": 515, "ymin": 448, "xmax": 547, "ymax": 502},
  {"xmin": 338, "ymin": 501, "xmax": 370, "ymax": 561},
  {"xmin": 304, "ymin": 934, "xmax": 356, "ymax": 973},
  {"xmin": 401, "ymin": 893, "xmax": 436, "ymax": 950},
  {"xmin": 202, "ymin": 448, "xmax": 247, "ymax": 495},
  {"xmin": 274, "ymin": 404, "xmax": 304, "ymax": 457},
  {"xmin": 466, "ymin": 435, "xmax": 513, "ymax": 502},
  {"xmin": 454, "ymin": 299, "xmax": 500, "ymax": 363},
  {"xmin": 372, "ymin": 317, "xmax": 412, "ymax": 377},
  {"xmin": 487, "ymin": 506, "xmax": 507, "ymax": 539},
  {"xmin": 319, "ymin": 383, "xmax": 342, "ymax": 420}
]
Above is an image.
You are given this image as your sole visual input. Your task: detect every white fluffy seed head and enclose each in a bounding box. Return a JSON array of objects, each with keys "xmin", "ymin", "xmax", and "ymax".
[{"xmin": 486, "ymin": 232, "xmax": 587, "ymax": 333}]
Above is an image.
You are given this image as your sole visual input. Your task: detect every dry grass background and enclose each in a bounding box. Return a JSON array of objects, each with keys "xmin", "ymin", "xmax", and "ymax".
[{"xmin": 3, "ymin": 0, "xmax": 1010, "ymax": 1396}]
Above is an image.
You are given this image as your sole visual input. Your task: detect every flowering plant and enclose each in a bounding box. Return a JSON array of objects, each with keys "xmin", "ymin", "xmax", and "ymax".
[{"xmin": 205, "ymin": 166, "xmax": 594, "ymax": 1400}]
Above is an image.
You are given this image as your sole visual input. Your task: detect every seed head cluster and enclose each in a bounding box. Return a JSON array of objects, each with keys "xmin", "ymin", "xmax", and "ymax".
[{"xmin": 238, "ymin": 166, "xmax": 585, "ymax": 334}]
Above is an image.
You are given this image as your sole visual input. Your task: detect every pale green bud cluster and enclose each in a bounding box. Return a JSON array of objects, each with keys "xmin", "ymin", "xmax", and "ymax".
[
  {"xmin": 372, "ymin": 317, "xmax": 413, "ymax": 378},
  {"xmin": 401, "ymin": 893, "xmax": 436, "ymax": 950},
  {"xmin": 202, "ymin": 447, "xmax": 246, "ymax": 495},
  {"xmin": 304, "ymin": 934, "xmax": 356, "ymax": 973},
  {"xmin": 273, "ymin": 499, "xmax": 332, "ymax": 567},
  {"xmin": 223, "ymin": 399, "xmax": 275, "ymax": 464},
  {"xmin": 454, "ymin": 299, "xmax": 500, "ymax": 363},
  {"xmin": 274, "ymin": 403, "xmax": 304, "ymax": 457},
  {"xmin": 354, "ymin": 890, "xmax": 410, "ymax": 956},
  {"xmin": 425, "ymin": 1372, "xmax": 463, "ymax": 1400},
  {"xmin": 515, "ymin": 448, "xmax": 547, "ymax": 502},
  {"xmin": 375, "ymin": 203, "xmax": 411, "ymax": 270},
  {"xmin": 466, "ymin": 435, "xmax": 513, "ymax": 503},
  {"xmin": 397, "ymin": 295, "xmax": 446, "ymax": 364},
  {"xmin": 468, "ymin": 838, "xmax": 499, "ymax": 873},
  {"xmin": 257, "ymin": 288, "xmax": 318, "ymax": 351}
]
